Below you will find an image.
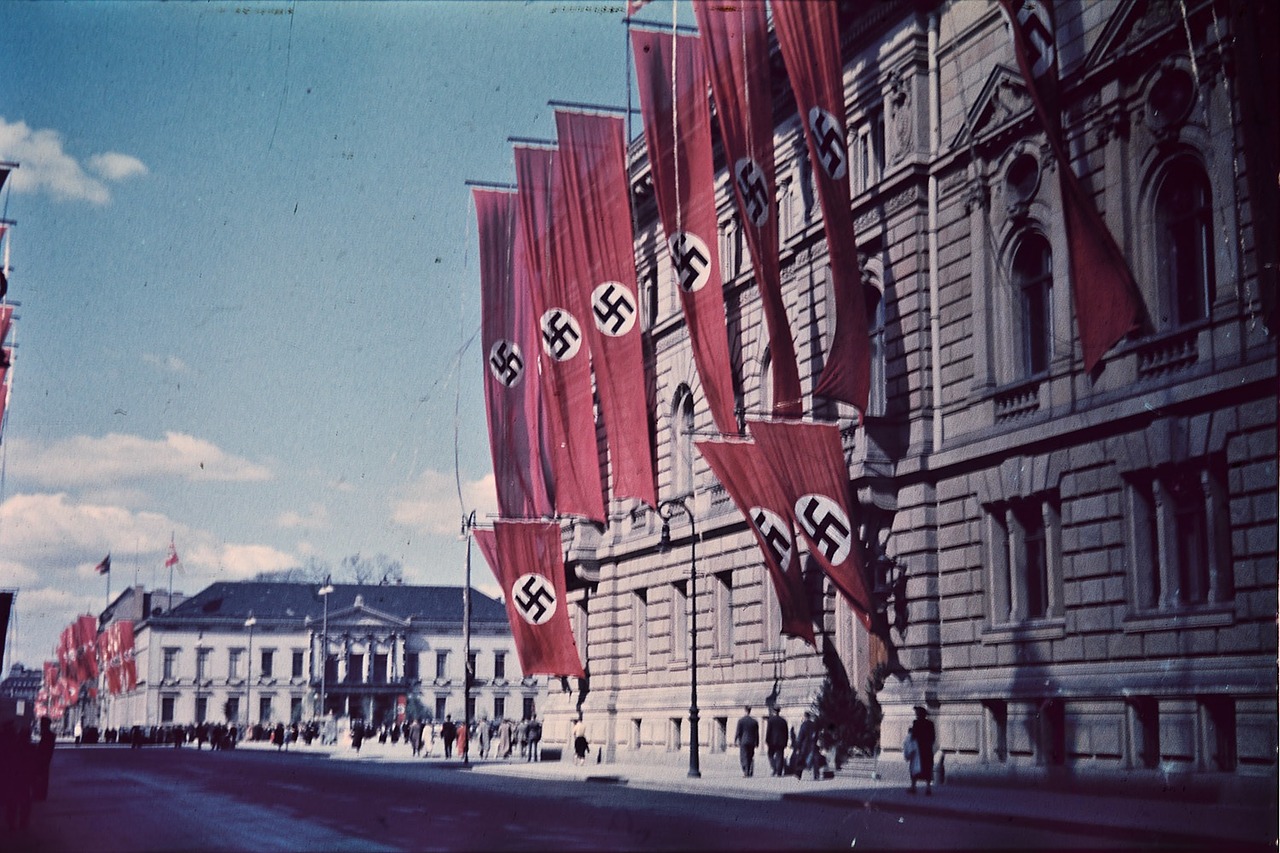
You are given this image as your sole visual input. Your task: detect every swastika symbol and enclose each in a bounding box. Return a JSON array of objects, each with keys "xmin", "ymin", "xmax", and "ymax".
[
  {"xmin": 513, "ymin": 573, "xmax": 558, "ymax": 625},
  {"xmin": 808, "ymin": 107, "xmax": 848, "ymax": 182},
  {"xmin": 796, "ymin": 494, "xmax": 851, "ymax": 565},
  {"xmin": 488, "ymin": 340, "xmax": 525, "ymax": 388},
  {"xmin": 750, "ymin": 506, "xmax": 793, "ymax": 571},
  {"xmin": 592, "ymin": 281, "xmax": 638, "ymax": 337},
  {"xmin": 541, "ymin": 308, "xmax": 583, "ymax": 361},
  {"xmin": 668, "ymin": 231, "xmax": 711, "ymax": 293},
  {"xmin": 734, "ymin": 158, "xmax": 771, "ymax": 228},
  {"xmin": 1016, "ymin": 4, "xmax": 1055, "ymax": 81}
]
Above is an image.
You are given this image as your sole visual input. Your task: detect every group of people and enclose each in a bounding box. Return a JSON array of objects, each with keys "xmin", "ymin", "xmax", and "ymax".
[
  {"xmin": 349, "ymin": 714, "xmax": 546, "ymax": 762},
  {"xmin": 733, "ymin": 705, "xmax": 827, "ymax": 780},
  {"xmin": 0, "ymin": 718, "xmax": 56, "ymax": 832},
  {"xmin": 733, "ymin": 704, "xmax": 938, "ymax": 787}
]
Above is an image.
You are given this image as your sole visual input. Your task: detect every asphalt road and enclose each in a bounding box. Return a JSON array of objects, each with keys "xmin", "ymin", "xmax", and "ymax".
[{"xmin": 8, "ymin": 747, "xmax": 1119, "ymax": 851}]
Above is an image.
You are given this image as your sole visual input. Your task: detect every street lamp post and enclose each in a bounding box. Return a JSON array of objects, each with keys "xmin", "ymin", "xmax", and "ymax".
[
  {"xmin": 318, "ymin": 582, "xmax": 334, "ymax": 723},
  {"xmin": 658, "ymin": 497, "xmax": 700, "ymax": 779},
  {"xmin": 461, "ymin": 510, "xmax": 476, "ymax": 765},
  {"xmin": 244, "ymin": 614, "xmax": 257, "ymax": 732}
]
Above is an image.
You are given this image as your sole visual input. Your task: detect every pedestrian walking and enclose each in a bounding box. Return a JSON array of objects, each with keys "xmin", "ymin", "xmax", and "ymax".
[
  {"xmin": 733, "ymin": 706, "xmax": 760, "ymax": 777},
  {"xmin": 791, "ymin": 711, "xmax": 819, "ymax": 779},
  {"xmin": 477, "ymin": 718, "xmax": 491, "ymax": 759},
  {"xmin": 907, "ymin": 706, "xmax": 936, "ymax": 795},
  {"xmin": 572, "ymin": 716, "xmax": 589, "ymax": 766},
  {"xmin": 409, "ymin": 719, "xmax": 423, "ymax": 757},
  {"xmin": 516, "ymin": 718, "xmax": 529, "ymax": 760},
  {"xmin": 440, "ymin": 715, "xmax": 456, "ymax": 759},
  {"xmin": 456, "ymin": 721, "xmax": 468, "ymax": 758},
  {"xmin": 526, "ymin": 715, "xmax": 542, "ymax": 762},
  {"xmin": 765, "ymin": 706, "xmax": 789, "ymax": 777},
  {"xmin": 497, "ymin": 718, "xmax": 512, "ymax": 759}
]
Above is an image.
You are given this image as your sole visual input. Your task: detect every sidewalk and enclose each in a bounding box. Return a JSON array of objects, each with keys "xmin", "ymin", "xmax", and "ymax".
[{"xmin": 239, "ymin": 737, "xmax": 1276, "ymax": 848}]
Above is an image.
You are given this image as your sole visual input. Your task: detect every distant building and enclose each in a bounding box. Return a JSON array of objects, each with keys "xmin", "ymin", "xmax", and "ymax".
[
  {"xmin": 98, "ymin": 581, "xmax": 534, "ymax": 731},
  {"xmin": 0, "ymin": 662, "xmax": 40, "ymax": 727}
]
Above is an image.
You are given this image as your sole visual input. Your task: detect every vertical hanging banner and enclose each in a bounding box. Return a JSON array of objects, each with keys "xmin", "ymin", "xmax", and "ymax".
[
  {"xmin": 773, "ymin": 0, "xmax": 871, "ymax": 416},
  {"xmin": 515, "ymin": 145, "xmax": 607, "ymax": 523},
  {"xmin": 695, "ymin": 0, "xmax": 802, "ymax": 418},
  {"xmin": 696, "ymin": 436, "xmax": 815, "ymax": 645},
  {"xmin": 101, "ymin": 623, "xmax": 123, "ymax": 695},
  {"xmin": 632, "ymin": 28, "xmax": 741, "ymax": 436},
  {"xmin": 474, "ymin": 521, "xmax": 586, "ymax": 677},
  {"xmin": 76, "ymin": 614, "xmax": 99, "ymax": 680},
  {"xmin": 749, "ymin": 418, "xmax": 872, "ymax": 625},
  {"xmin": 555, "ymin": 110, "xmax": 657, "ymax": 508},
  {"xmin": 118, "ymin": 620, "xmax": 138, "ymax": 691},
  {"xmin": 998, "ymin": 0, "xmax": 1142, "ymax": 372},
  {"xmin": 476, "ymin": 188, "xmax": 552, "ymax": 519}
]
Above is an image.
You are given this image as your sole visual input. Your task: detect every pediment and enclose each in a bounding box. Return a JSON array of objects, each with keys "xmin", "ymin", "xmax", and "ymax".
[
  {"xmin": 1082, "ymin": 0, "xmax": 1180, "ymax": 75},
  {"xmin": 325, "ymin": 597, "xmax": 409, "ymax": 630},
  {"xmin": 949, "ymin": 64, "xmax": 1032, "ymax": 154}
]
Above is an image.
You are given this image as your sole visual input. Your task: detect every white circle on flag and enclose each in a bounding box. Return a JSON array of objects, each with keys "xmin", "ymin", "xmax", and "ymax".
[
  {"xmin": 794, "ymin": 493, "xmax": 852, "ymax": 566},
  {"xmin": 512, "ymin": 573, "xmax": 558, "ymax": 626},
  {"xmin": 749, "ymin": 506, "xmax": 793, "ymax": 571},
  {"xmin": 540, "ymin": 308, "xmax": 584, "ymax": 362},
  {"xmin": 487, "ymin": 339, "xmax": 525, "ymax": 388},
  {"xmin": 668, "ymin": 231, "xmax": 712, "ymax": 293},
  {"xmin": 808, "ymin": 106, "xmax": 848, "ymax": 182},
  {"xmin": 591, "ymin": 281, "xmax": 638, "ymax": 337}
]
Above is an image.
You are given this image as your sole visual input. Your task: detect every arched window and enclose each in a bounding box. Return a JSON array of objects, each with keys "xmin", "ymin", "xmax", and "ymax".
[
  {"xmin": 1012, "ymin": 235, "xmax": 1053, "ymax": 378},
  {"xmin": 1155, "ymin": 160, "xmax": 1214, "ymax": 328},
  {"xmin": 672, "ymin": 386, "xmax": 695, "ymax": 497},
  {"xmin": 866, "ymin": 282, "xmax": 887, "ymax": 417}
]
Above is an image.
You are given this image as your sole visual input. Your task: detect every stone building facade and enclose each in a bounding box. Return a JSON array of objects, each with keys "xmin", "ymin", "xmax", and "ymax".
[
  {"xmin": 539, "ymin": 0, "xmax": 1276, "ymax": 786},
  {"xmin": 99, "ymin": 582, "xmax": 534, "ymax": 731}
]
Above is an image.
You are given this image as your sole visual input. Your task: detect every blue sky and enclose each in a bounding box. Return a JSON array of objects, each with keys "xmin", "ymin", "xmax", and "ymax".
[{"xmin": 0, "ymin": 0, "xmax": 684, "ymax": 669}]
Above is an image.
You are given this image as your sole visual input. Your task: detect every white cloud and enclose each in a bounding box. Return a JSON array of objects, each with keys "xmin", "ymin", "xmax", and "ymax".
[
  {"xmin": 0, "ymin": 491, "xmax": 296, "ymax": 666},
  {"xmin": 390, "ymin": 470, "xmax": 497, "ymax": 536},
  {"xmin": 142, "ymin": 353, "xmax": 190, "ymax": 375},
  {"xmin": 7, "ymin": 432, "xmax": 272, "ymax": 488},
  {"xmin": 276, "ymin": 503, "xmax": 329, "ymax": 531},
  {"xmin": 87, "ymin": 151, "xmax": 148, "ymax": 181},
  {"xmin": 0, "ymin": 117, "xmax": 147, "ymax": 205}
]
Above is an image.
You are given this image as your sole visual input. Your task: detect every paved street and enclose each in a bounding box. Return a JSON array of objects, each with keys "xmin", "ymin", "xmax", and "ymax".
[{"xmin": 4, "ymin": 742, "xmax": 1274, "ymax": 851}]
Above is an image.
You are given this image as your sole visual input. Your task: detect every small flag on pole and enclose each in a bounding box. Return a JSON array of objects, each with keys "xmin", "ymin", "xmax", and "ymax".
[
  {"xmin": 165, "ymin": 537, "xmax": 181, "ymax": 571},
  {"xmin": 95, "ymin": 554, "xmax": 111, "ymax": 575}
]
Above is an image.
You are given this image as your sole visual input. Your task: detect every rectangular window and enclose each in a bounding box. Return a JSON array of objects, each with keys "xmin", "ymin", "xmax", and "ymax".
[
  {"xmin": 374, "ymin": 653, "xmax": 388, "ymax": 683},
  {"xmin": 160, "ymin": 695, "xmax": 176, "ymax": 723},
  {"xmin": 404, "ymin": 652, "xmax": 419, "ymax": 681},
  {"xmin": 633, "ymin": 589, "xmax": 648, "ymax": 663},
  {"xmin": 260, "ymin": 650, "xmax": 274, "ymax": 679},
  {"xmin": 290, "ymin": 696, "xmax": 303, "ymax": 723},
  {"xmin": 162, "ymin": 648, "xmax": 179, "ymax": 681},
  {"xmin": 466, "ymin": 696, "xmax": 476, "ymax": 722},
  {"xmin": 671, "ymin": 582, "xmax": 688, "ymax": 661},
  {"xmin": 259, "ymin": 696, "xmax": 273, "ymax": 723},
  {"xmin": 195, "ymin": 696, "xmax": 208, "ymax": 724},
  {"xmin": 986, "ymin": 496, "xmax": 1061, "ymax": 624},
  {"xmin": 196, "ymin": 648, "xmax": 210, "ymax": 682},
  {"xmin": 467, "ymin": 652, "xmax": 477, "ymax": 681},
  {"xmin": 324, "ymin": 655, "xmax": 338, "ymax": 684},
  {"xmin": 291, "ymin": 650, "xmax": 304, "ymax": 679},
  {"xmin": 522, "ymin": 697, "xmax": 535, "ymax": 721},
  {"xmin": 1126, "ymin": 461, "xmax": 1230, "ymax": 612},
  {"xmin": 225, "ymin": 696, "xmax": 240, "ymax": 723},
  {"xmin": 436, "ymin": 651, "xmax": 449, "ymax": 680},
  {"xmin": 228, "ymin": 649, "xmax": 243, "ymax": 681},
  {"xmin": 435, "ymin": 696, "xmax": 447, "ymax": 720},
  {"xmin": 349, "ymin": 653, "xmax": 364, "ymax": 683},
  {"xmin": 493, "ymin": 652, "xmax": 506, "ymax": 681},
  {"xmin": 494, "ymin": 696, "xmax": 506, "ymax": 721},
  {"xmin": 714, "ymin": 572, "xmax": 734, "ymax": 656}
]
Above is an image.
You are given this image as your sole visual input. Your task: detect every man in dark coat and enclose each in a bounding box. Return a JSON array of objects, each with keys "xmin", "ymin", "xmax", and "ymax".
[
  {"xmin": 440, "ymin": 715, "xmax": 456, "ymax": 759},
  {"xmin": 908, "ymin": 706, "xmax": 936, "ymax": 794},
  {"xmin": 764, "ymin": 706, "xmax": 789, "ymax": 777},
  {"xmin": 733, "ymin": 706, "xmax": 760, "ymax": 777}
]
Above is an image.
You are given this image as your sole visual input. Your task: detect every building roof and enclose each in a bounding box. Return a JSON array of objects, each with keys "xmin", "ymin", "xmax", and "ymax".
[{"xmin": 165, "ymin": 581, "xmax": 508, "ymax": 627}]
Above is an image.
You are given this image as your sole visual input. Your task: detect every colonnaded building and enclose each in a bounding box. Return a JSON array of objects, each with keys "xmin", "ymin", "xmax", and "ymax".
[
  {"xmin": 534, "ymin": 0, "xmax": 1277, "ymax": 787},
  {"xmin": 98, "ymin": 582, "xmax": 532, "ymax": 731}
]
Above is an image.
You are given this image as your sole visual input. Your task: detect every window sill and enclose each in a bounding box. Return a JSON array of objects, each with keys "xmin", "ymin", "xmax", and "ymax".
[
  {"xmin": 981, "ymin": 618, "xmax": 1066, "ymax": 644},
  {"xmin": 1121, "ymin": 606, "xmax": 1234, "ymax": 633}
]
